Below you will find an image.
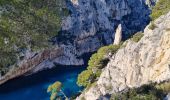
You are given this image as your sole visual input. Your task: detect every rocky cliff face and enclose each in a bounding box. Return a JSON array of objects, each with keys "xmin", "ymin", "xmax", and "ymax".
[
  {"xmin": 0, "ymin": 0, "xmax": 153, "ymax": 84},
  {"xmin": 52, "ymin": 0, "xmax": 152, "ymax": 66},
  {"xmin": 77, "ymin": 11, "xmax": 170, "ymax": 100}
]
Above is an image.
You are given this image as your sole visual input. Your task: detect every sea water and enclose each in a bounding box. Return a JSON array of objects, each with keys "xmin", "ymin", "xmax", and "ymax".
[{"xmin": 0, "ymin": 66, "xmax": 85, "ymax": 100}]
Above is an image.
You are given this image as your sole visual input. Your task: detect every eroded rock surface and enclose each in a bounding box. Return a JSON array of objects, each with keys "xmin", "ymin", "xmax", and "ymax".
[
  {"xmin": 77, "ymin": 12, "xmax": 170, "ymax": 100},
  {"xmin": 0, "ymin": 0, "xmax": 154, "ymax": 84},
  {"xmin": 114, "ymin": 24, "xmax": 122, "ymax": 45},
  {"xmin": 52, "ymin": 0, "xmax": 152, "ymax": 66}
]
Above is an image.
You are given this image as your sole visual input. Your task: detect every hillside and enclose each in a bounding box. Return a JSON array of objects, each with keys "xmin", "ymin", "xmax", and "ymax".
[
  {"xmin": 77, "ymin": 10, "xmax": 170, "ymax": 100},
  {"xmin": 0, "ymin": 0, "xmax": 170, "ymax": 100},
  {"xmin": 0, "ymin": 0, "xmax": 153, "ymax": 84},
  {"xmin": 0, "ymin": 0, "xmax": 67, "ymax": 76}
]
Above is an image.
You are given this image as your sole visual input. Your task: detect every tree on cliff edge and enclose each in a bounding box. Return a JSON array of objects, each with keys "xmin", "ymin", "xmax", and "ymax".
[{"xmin": 47, "ymin": 81, "xmax": 68, "ymax": 100}]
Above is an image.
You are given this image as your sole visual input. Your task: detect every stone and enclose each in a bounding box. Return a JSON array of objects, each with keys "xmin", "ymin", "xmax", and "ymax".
[
  {"xmin": 77, "ymin": 11, "xmax": 170, "ymax": 100},
  {"xmin": 0, "ymin": 0, "xmax": 154, "ymax": 85},
  {"xmin": 114, "ymin": 24, "xmax": 122, "ymax": 45}
]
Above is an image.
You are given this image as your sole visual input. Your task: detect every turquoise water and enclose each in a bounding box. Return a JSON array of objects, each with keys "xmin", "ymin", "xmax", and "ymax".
[{"xmin": 0, "ymin": 66, "xmax": 85, "ymax": 100}]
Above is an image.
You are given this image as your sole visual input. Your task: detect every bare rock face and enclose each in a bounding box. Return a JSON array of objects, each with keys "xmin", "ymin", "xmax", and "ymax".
[
  {"xmin": 114, "ymin": 24, "xmax": 122, "ymax": 45},
  {"xmin": 63, "ymin": 0, "xmax": 151, "ymax": 40},
  {"xmin": 77, "ymin": 12, "xmax": 170, "ymax": 100},
  {"xmin": 0, "ymin": 0, "xmax": 154, "ymax": 84},
  {"xmin": 0, "ymin": 48, "xmax": 64, "ymax": 84},
  {"xmin": 18, "ymin": 0, "xmax": 152, "ymax": 72},
  {"xmin": 52, "ymin": 0, "xmax": 152, "ymax": 66}
]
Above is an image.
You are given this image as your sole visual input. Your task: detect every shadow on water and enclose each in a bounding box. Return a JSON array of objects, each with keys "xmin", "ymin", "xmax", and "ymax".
[
  {"xmin": 0, "ymin": 52, "xmax": 94, "ymax": 100},
  {"xmin": 0, "ymin": 66, "xmax": 84, "ymax": 93},
  {"xmin": 0, "ymin": 65, "xmax": 86, "ymax": 100}
]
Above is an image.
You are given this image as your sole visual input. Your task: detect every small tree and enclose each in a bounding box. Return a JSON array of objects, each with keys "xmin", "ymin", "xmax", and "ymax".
[
  {"xmin": 77, "ymin": 44, "xmax": 121, "ymax": 88},
  {"xmin": 77, "ymin": 70, "xmax": 94, "ymax": 87},
  {"xmin": 47, "ymin": 81, "xmax": 68, "ymax": 100}
]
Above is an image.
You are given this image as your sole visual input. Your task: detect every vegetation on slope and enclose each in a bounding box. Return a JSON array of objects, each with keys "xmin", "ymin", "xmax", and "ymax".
[
  {"xmin": 151, "ymin": 0, "xmax": 170, "ymax": 20},
  {"xmin": 131, "ymin": 32, "xmax": 144, "ymax": 42},
  {"xmin": 0, "ymin": 0, "xmax": 68, "ymax": 76},
  {"xmin": 47, "ymin": 81, "xmax": 68, "ymax": 100},
  {"xmin": 77, "ymin": 31, "xmax": 144, "ymax": 88},
  {"xmin": 77, "ymin": 44, "xmax": 121, "ymax": 87},
  {"xmin": 111, "ymin": 82, "xmax": 170, "ymax": 100},
  {"xmin": 148, "ymin": 22, "xmax": 158, "ymax": 30}
]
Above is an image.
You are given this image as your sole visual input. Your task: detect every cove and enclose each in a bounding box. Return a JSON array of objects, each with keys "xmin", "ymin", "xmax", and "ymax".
[{"xmin": 0, "ymin": 66, "xmax": 85, "ymax": 100}]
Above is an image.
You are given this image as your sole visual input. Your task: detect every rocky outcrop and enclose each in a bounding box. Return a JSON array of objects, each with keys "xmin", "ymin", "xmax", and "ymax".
[
  {"xmin": 0, "ymin": 44, "xmax": 86, "ymax": 84},
  {"xmin": 77, "ymin": 11, "xmax": 170, "ymax": 100},
  {"xmin": 114, "ymin": 24, "xmax": 122, "ymax": 45}
]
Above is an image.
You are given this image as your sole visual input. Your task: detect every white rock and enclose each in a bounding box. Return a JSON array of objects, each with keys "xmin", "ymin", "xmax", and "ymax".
[
  {"xmin": 114, "ymin": 24, "xmax": 122, "ymax": 45},
  {"xmin": 77, "ymin": 11, "xmax": 170, "ymax": 100}
]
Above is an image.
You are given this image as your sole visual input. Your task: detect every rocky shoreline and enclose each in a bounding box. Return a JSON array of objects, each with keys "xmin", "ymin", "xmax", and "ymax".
[{"xmin": 0, "ymin": 48, "xmax": 63, "ymax": 85}]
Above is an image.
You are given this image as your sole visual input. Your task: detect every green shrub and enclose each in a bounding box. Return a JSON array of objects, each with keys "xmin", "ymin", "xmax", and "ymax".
[
  {"xmin": 150, "ymin": 0, "xmax": 170, "ymax": 20},
  {"xmin": 156, "ymin": 82, "xmax": 170, "ymax": 93},
  {"xmin": 85, "ymin": 82, "xmax": 97, "ymax": 91},
  {"xmin": 95, "ymin": 69, "xmax": 102, "ymax": 78},
  {"xmin": 88, "ymin": 45, "xmax": 121, "ymax": 70},
  {"xmin": 111, "ymin": 93, "xmax": 128, "ymax": 100},
  {"xmin": 148, "ymin": 22, "xmax": 157, "ymax": 30},
  {"xmin": 131, "ymin": 32, "xmax": 144, "ymax": 42},
  {"xmin": 0, "ymin": 52, "xmax": 17, "ymax": 76},
  {"xmin": 110, "ymin": 84, "xmax": 166, "ymax": 100},
  {"xmin": 47, "ymin": 81, "xmax": 63, "ymax": 100},
  {"xmin": 77, "ymin": 70, "xmax": 94, "ymax": 87},
  {"xmin": 77, "ymin": 44, "xmax": 121, "ymax": 88}
]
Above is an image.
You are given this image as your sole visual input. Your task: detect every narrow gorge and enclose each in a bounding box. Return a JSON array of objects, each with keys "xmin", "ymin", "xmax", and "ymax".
[
  {"xmin": 0, "ymin": 0, "xmax": 170, "ymax": 100},
  {"xmin": 0, "ymin": 0, "xmax": 152, "ymax": 85}
]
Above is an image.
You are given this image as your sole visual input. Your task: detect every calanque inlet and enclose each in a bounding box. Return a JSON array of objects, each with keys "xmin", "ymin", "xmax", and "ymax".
[{"xmin": 0, "ymin": 0, "xmax": 170, "ymax": 100}]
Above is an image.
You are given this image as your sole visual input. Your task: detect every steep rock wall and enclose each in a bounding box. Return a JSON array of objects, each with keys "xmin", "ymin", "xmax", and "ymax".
[
  {"xmin": 0, "ymin": 0, "xmax": 153, "ymax": 84},
  {"xmin": 52, "ymin": 0, "xmax": 152, "ymax": 66},
  {"xmin": 77, "ymin": 11, "xmax": 170, "ymax": 100}
]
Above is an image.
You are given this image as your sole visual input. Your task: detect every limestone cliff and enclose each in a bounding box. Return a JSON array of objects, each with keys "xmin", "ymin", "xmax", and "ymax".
[
  {"xmin": 77, "ymin": 11, "xmax": 170, "ymax": 100},
  {"xmin": 113, "ymin": 24, "xmax": 122, "ymax": 45},
  {"xmin": 51, "ymin": 0, "xmax": 152, "ymax": 66},
  {"xmin": 0, "ymin": 0, "xmax": 153, "ymax": 84}
]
